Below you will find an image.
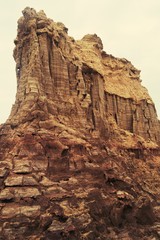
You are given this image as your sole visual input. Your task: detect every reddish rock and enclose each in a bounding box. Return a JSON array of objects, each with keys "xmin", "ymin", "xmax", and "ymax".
[{"xmin": 0, "ymin": 7, "xmax": 160, "ymax": 240}]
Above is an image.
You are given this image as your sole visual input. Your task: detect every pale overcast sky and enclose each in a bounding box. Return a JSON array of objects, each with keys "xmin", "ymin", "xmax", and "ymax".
[{"xmin": 0, "ymin": 0, "xmax": 160, "ymax": 123}]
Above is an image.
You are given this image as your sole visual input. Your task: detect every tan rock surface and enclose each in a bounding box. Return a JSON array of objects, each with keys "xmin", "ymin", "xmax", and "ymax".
[{"xmin": 0, "ymin": 7, "xmax": 160, "ymax": 240}]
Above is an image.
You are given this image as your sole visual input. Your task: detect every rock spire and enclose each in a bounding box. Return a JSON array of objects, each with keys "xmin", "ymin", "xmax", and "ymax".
[
  {"xmin": 8, "ymin": 7, "xmax": 160, "ymax": 142},
  {"xmin": 0, "ymin": 7, "xmax": 160, "ymax": 239}
]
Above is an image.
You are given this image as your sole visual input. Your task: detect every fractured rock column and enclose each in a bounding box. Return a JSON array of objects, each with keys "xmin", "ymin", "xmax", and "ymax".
[
  {"xmin": 6, "ymin": 7, "xmax": 160, "ymax": 142},
  {"xmin": 0, "ymin": 7, "xmax": 160, "ymax": 240},
  {"xmin": 8, "ymin": 7, "xmax": 72, "ymax": 126}
]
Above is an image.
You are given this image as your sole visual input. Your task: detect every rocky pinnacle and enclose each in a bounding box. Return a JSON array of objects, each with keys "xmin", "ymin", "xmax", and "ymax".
[{"xmin": 0, "ymin": 7, "xmax": 160, "ymax": 239}]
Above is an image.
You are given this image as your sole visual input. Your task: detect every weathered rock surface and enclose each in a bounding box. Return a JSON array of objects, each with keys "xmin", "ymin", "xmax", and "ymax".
[{"xmin": 0, "ymin": 7, "xmax": 160, "ymax": 240}]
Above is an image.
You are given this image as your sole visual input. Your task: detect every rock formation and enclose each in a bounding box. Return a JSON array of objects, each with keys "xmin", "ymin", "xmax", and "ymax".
[{"xmin": 0, "ymin": 7, "xmax": 160, "ymax": 239}]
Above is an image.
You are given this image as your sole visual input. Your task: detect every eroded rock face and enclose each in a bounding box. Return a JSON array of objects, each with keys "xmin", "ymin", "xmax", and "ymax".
[
  {"xmin": 0, "ymin": 7, "xmax": 160, "ymax": 240},
  {"xmin": 8, "ymin": 7, "xmax": 160, "ymax": 142}
]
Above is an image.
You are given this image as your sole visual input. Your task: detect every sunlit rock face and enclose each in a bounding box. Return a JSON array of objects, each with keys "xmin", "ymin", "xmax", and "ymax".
[{"xmin": 0, "ymin": 7, "xmax": 160, "ymax": 240}]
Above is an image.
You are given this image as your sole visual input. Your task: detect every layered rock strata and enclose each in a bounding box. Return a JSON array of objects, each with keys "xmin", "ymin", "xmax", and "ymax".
[
  {"xmin": 8, "ymin": 8, "xmax": 160, "ymax": 142},
  {"xmin": 0, "ymin": 7, "xmax": 160, "ymax": 240}
]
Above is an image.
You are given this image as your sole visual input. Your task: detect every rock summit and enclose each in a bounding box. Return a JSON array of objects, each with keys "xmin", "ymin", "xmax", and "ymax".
[{"xmin": 0, "ymin": 7, "xmax": 160, "ymax": 239}]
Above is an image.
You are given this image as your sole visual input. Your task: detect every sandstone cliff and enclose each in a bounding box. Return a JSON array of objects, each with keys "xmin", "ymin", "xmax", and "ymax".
[
  {"xmin": 7, "ymin": 7, "xmax": 160, "ymax": 143},
  {"xmin": 0, "ymin": 7, "xmax": 160, "ymax": 240}
]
